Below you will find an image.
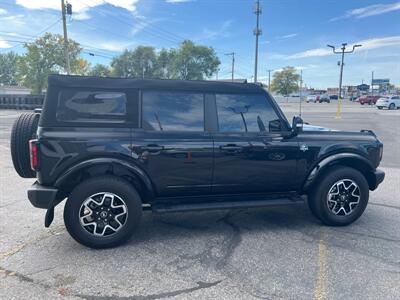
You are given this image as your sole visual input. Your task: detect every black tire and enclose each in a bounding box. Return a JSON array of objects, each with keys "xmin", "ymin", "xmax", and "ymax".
[
  {"xmin": 10, "ymin": 112, "xmax": 40, "ymax": 178},
  {"xmin": 377, "ymin": 106, "xmax": 382, "ymax": 110},
  {"xmin": 308, "ymin": 166, "xmax": 369, "ymax": 226},
  {"xmin": 64, "ymin": 176, "xmax": 142, "ymax": 249},
  {"xmin": 389, "ymin": 103, "xmax": 395, "ymax": 110}
]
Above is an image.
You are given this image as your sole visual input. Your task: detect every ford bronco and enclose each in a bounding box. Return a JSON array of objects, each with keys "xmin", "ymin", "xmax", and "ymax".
[{"xmin": 11, "ymin": 75, "xmax": 385, "ymax": 248}]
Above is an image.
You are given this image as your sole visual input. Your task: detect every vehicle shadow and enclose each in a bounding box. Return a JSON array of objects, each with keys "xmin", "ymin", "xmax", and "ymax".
[{"xmin": 128, "ymin": 203, "xmax": 323, "ymax": 246}]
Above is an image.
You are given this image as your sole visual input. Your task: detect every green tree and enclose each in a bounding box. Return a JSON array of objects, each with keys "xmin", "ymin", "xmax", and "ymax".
[
  {"xmin": 0, "ymin": 52, "xmax": 19, "ymax": 85},
  {"xmin": 271, "ymin": 66, "xmax": 301, "ymax": 97},
  {"xmin": 17, "ymin": 33, "xmax": 83, "ymax": 94},
  {"xmin": 88, "ymin": 64, "xmax": 111, "ymax": 77},
  {"xmin": 111, "ymin": 46, "xmax": 158, "ymax": 78},
  {"xmin": 156, "ymin": 48, "xmax": 177, "ymax": 79},
  {"xmin": 173, "ymin": 40, "xmax": 220, "ymax": 80}
]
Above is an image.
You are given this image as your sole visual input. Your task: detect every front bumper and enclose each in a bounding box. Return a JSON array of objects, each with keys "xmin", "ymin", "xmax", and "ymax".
[
  {"xmin": 370, "ymin": 169, "xmax": 385, "ymax": 190},
  {"xmin": 27, "ymin": 182, "xmax": 59, "ymax": 209}
]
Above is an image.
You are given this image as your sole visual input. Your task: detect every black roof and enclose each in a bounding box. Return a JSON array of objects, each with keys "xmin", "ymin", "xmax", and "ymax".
[{"xmin": 48, "ymin": 74, "xmax": 265, "ymax": 94}]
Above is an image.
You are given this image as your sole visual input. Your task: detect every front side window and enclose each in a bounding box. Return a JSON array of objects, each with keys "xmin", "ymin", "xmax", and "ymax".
[
  {"xmin": 216, "ymin": 94, "xmax": 282, "ymax": 133},
  {"xmin": 57, "ymin": 90, "xmax": 127, "ymax": 123},
  {"xmin": 142, "ymin": 91, "xmax": 204, "ymax": 131}
]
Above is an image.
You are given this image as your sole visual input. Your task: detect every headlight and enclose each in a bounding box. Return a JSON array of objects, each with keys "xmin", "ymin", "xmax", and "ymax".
[{"xmin": 379, "ymin": 145, "xmax": 383, "ymax": 161}]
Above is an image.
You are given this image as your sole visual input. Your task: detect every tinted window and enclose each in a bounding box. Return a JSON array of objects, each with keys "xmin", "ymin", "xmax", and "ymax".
[
  {"xmin": 142, "ymin": 91, "xmax": 204, "ymax": 131},
  {"xmin": 216, "ymin": 94, "xmax": 281, "ymax": 132},
  {"xmin": 57, "ymin": 90, "xmax": 127, "ymax": 123}
]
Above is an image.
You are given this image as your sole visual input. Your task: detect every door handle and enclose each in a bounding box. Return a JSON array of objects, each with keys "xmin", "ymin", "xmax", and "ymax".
[
  {"xmin": 219, "ymin": 144, "xmax": 243, "ymax": 151},
  {"xmin": 143, "ymin": 144, "xmax": 164, "ymax": 152}
]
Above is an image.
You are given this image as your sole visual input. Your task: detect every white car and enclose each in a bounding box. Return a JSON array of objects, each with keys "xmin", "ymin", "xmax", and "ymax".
[
  {"xmin": 376, "ymin": 95, "xmax": 400, "ymax": 110},
  {"xmin": 306, "ymin": 95, "xmax": 318, "ymax": 103}
]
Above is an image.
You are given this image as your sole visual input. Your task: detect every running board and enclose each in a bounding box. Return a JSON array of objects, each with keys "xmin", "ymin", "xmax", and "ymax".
[{"xmin": 152, "ymin": 197, "xmax": 304, "ymax": 213}]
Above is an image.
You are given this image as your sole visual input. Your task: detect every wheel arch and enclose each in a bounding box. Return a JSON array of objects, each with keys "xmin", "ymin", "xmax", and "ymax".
[
  {"xmin": 302, "ymin": 153, "xmax": 376, "ymax": 192},
  {"xmin": 55, "ymin": 158, "xmax": 155, "ymax": 204}
]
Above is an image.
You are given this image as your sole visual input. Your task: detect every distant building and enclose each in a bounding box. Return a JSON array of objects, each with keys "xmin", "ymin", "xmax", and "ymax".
[
  {"xmin": 0, "ymin": 85, "xmax": 32, "ymax": 95},
  {"xmin": 327, "ymin": 87, "xmax": 339, "ymax": 95}
]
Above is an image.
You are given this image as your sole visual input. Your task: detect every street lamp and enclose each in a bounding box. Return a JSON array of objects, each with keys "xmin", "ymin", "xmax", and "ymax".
[{"xmin": 327, "ymin": 43, "xmax": 362, "ymax": 118}]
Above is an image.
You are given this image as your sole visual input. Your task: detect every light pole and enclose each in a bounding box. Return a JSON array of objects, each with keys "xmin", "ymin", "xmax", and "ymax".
[
  {"xmin": 267, "ymin": 69, "xmax": 272, "ymax": 91},
  {"xmin": 253, "ymin": 0, "xmax": 262, "ymax": 83},
  {"xmin": 327, "ymin": 43, "xmax": 362, "ymax": 118}
]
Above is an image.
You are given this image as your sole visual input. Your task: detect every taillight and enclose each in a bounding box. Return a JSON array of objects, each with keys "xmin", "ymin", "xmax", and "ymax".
[{"xmin": 29, "ymin": 139, "xmax": 39, "ymax": 171}]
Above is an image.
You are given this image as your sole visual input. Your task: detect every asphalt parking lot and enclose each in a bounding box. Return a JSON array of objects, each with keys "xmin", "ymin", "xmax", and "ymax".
[{"xmin": 0, "ymin": 101, "xmax": 399, "ymax": 300}]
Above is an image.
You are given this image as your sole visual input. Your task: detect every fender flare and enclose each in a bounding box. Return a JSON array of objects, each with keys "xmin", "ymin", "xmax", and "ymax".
[
  {"xmin": 302, "ymin": 152, "xmax": 374, "ymax": 191},
  {"xmin": 54, "ymin": 157, "xmax": 155, "ymax": 198}
]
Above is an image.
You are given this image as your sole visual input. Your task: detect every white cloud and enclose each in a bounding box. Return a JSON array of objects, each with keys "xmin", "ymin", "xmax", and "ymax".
[
  {"xmin": 73, "ymin": 10, "xmax": 91, "ymax": 20},
  {"xmin": 95, "ymin": 41, "xmax": 132, "ymax": 51},
  {"xmin": 0, "ymin": 8, "xmax": 8, "ymax": 15},
  {"xmin": 0, "ymin": 40, "xmax": 12, "ymax": 48},
  {"xmin": 275, "ymin": 36, "xmax": 400, "ymax": 59},
  {"xmin": 331, "ymin": 2, "xmax": 400, "ymax": 21},
  {"xmin": 0, "ymin": 14, "xmax": 26, "ymax": 26},
  {"xmin": 166, "ymin": 0, "xmax": 195, "ymax": 3},
  {"xmin": 196, "ymin": 20, "xmax": 233, "ymax": 41},
  {"xmin": 277, "ymin": 33, "xmax": 297, "ymax": 39},
  {"xmin": 15, "ymin": 0, "xmax": 140, "ymax": 12}
]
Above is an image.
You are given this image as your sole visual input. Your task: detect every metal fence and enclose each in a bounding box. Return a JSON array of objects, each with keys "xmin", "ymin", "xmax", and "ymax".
[{"xmin": 0, "ymin": 94, "xmax": 44, "ymax": 110}]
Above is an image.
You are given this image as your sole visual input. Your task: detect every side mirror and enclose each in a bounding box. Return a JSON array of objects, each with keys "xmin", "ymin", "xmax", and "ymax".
[
  {"xmin": 292, "ymin": 116, "xmax": 303, "ymax": 134},
  {"xmin": 269, "ymin": 119, "xmax": 282, "ymax": 132}
]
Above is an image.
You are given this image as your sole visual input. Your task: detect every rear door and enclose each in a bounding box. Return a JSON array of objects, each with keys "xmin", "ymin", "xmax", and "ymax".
[
  {"xmin": 212, "ymin": 93, "xmax": 299, "ymax": 194},
  {"xmin": 132, "ymin": 90, "xmax": 214, "ymax": 197}
]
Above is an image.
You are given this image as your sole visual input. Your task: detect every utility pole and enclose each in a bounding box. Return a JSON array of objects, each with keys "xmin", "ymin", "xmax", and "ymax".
[
  {"xmin": 299, "ymin": 69, "xmax": 303, "ymax": 116},
  {"xmin": 327, "ymin": 43, "xmax": 362, "ymax": 119},
  {"xmin": 267, "ymin": 69, "xmax": 272, "ymax": 91},
  {"xmin": 253, "ymin": 0, "xmax": 262, "ymax": 83},
  {"xmin": 61, "ymin": 0, "xmax": 71, "ymax": 74},
  {"xmin": 216, "ymin": 68, "xmax": 220, "ymax": 80},
  {"xmin": 371, "ymin": 71, "xmax": 374, "ymax": 96},
  {"xmin": 225, "ymin": 52, "xmax": 235, "ymax": 82}
]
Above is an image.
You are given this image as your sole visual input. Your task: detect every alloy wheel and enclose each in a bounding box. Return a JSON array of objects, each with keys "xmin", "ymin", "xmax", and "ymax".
[
  {"xmin": 327, "ymin": 179, "xmax": 361, "ymax": 216},
  {"xmin": 79, "ymin": 192, "xmax": 128, "ymax": 236}
]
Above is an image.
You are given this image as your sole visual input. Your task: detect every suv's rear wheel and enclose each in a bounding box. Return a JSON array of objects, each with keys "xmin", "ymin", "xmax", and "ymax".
[
  {"xmin": 64, "ymin": 176, "xmax": 142, "ymax": 248},
  {"xmin": 10, "ymin": 112, "xmax": 39, "ymax": 178},
  {"xmin": 308, "ymin": 166, "xmax": 369, "ymax": 226}
]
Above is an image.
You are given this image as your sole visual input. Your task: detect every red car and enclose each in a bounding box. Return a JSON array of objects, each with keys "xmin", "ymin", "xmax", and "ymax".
[{"xmin": 358, "ymin": 95, "xmax": 380, "ymax": 105}]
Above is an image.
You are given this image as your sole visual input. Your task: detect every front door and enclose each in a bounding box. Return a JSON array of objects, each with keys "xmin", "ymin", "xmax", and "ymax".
[
  {"xmin": 132, "ymin": 90, "xmax": 214, "ymax": 197},
  {"xmin": 212, "ymin": 93, "xmax": 299, "ymax": 194}
]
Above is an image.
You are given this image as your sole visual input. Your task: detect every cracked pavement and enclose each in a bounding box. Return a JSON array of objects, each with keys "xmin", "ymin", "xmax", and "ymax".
[{"xmin": 1, "ymin": 102, "xmax": 399, "ymax": 299}]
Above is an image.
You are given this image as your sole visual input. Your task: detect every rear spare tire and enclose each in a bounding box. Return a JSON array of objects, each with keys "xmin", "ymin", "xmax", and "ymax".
[{"xmin": 10, "ymin": 112, "xmax": 40, "ymax": 178}]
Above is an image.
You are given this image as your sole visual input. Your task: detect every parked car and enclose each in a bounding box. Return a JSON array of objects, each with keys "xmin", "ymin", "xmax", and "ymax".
[
  {"xmin": 329, "ymin": 95, "xmax": 339, "ymax": 100},
  {"xmin": 11, "ymin": 75, "xmax": 385, "ymax": 248},
  {"xmin": 376, "ymin": 95, "xmax": 400, "ymax": 110},
  {"xmin": 358, "ymin": 95, "xmax": 380, "ymax": 105},
  {"xmin": 349, "ymin": 96, "xmax": 358, "ymax": 101},
  {"xmin": 317, "ymin": 94, "xmax": 331, "ymax": 103},
  {"xmin": 306, "ymin": 95, "xmax": 318, "ymax": 103}
]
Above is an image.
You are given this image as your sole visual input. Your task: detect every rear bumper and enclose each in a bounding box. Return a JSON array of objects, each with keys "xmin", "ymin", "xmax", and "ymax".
[
  {"xmin": 27, "ymin": 182, "xmax": 59, "ymax": 209},
  {"xmin": 370, "ymin": 169, "xmax": 385, "ymax": 190}
]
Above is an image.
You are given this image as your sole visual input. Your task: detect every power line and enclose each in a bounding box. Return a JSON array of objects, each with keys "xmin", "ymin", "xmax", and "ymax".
[{"xmin": 0, "ymin": 18, "xmax": 62, "ymax": 52}]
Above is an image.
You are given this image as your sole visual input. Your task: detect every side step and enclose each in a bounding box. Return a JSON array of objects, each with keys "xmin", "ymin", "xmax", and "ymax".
[{"xmin": 152, "ymin": 196, "xmax": 304, "ymax": 214}]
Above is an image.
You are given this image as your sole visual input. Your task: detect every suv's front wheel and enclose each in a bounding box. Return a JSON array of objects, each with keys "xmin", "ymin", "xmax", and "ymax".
[
  {"xmin": 64, "ymin": 176, "xmax": 142, "ymax": 248},
  {"xmin": 308, "ymin": 166, "xmax": 369, "ymax": 226}
]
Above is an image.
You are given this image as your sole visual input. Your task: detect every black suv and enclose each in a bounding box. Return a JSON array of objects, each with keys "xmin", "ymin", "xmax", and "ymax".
[{"xmin": 11, "ymin": 75, "xmax": 385, "ymax": 248}]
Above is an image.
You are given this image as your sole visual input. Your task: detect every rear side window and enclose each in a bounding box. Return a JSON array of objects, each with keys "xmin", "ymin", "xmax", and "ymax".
[
  {"xmin": 142, "ymin": 91, "xmax": 204, "ymax": 131},
  {"xmin": 57, "ymin": 90, "xmax": 127, "ymax": 123},
  {"xmin": 216, "ymin": 94, "xmax": 281, "ymax": 132}
]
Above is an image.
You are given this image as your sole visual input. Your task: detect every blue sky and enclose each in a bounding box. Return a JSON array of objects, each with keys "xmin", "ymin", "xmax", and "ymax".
[{"xmin": 0, "ymin": 0, "xmax": 399, "ymax": 88}]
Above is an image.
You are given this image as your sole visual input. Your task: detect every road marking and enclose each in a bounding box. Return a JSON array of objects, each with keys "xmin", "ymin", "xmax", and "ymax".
[{"xmin": 314, "ymin": 232, "xmax": 327, "ymax": 300}]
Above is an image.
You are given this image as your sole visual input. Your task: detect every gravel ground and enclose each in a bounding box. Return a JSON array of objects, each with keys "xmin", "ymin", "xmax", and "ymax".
[{"xmin": 0, "ymin": 102, "xmax": 399, "ymax": 300}]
